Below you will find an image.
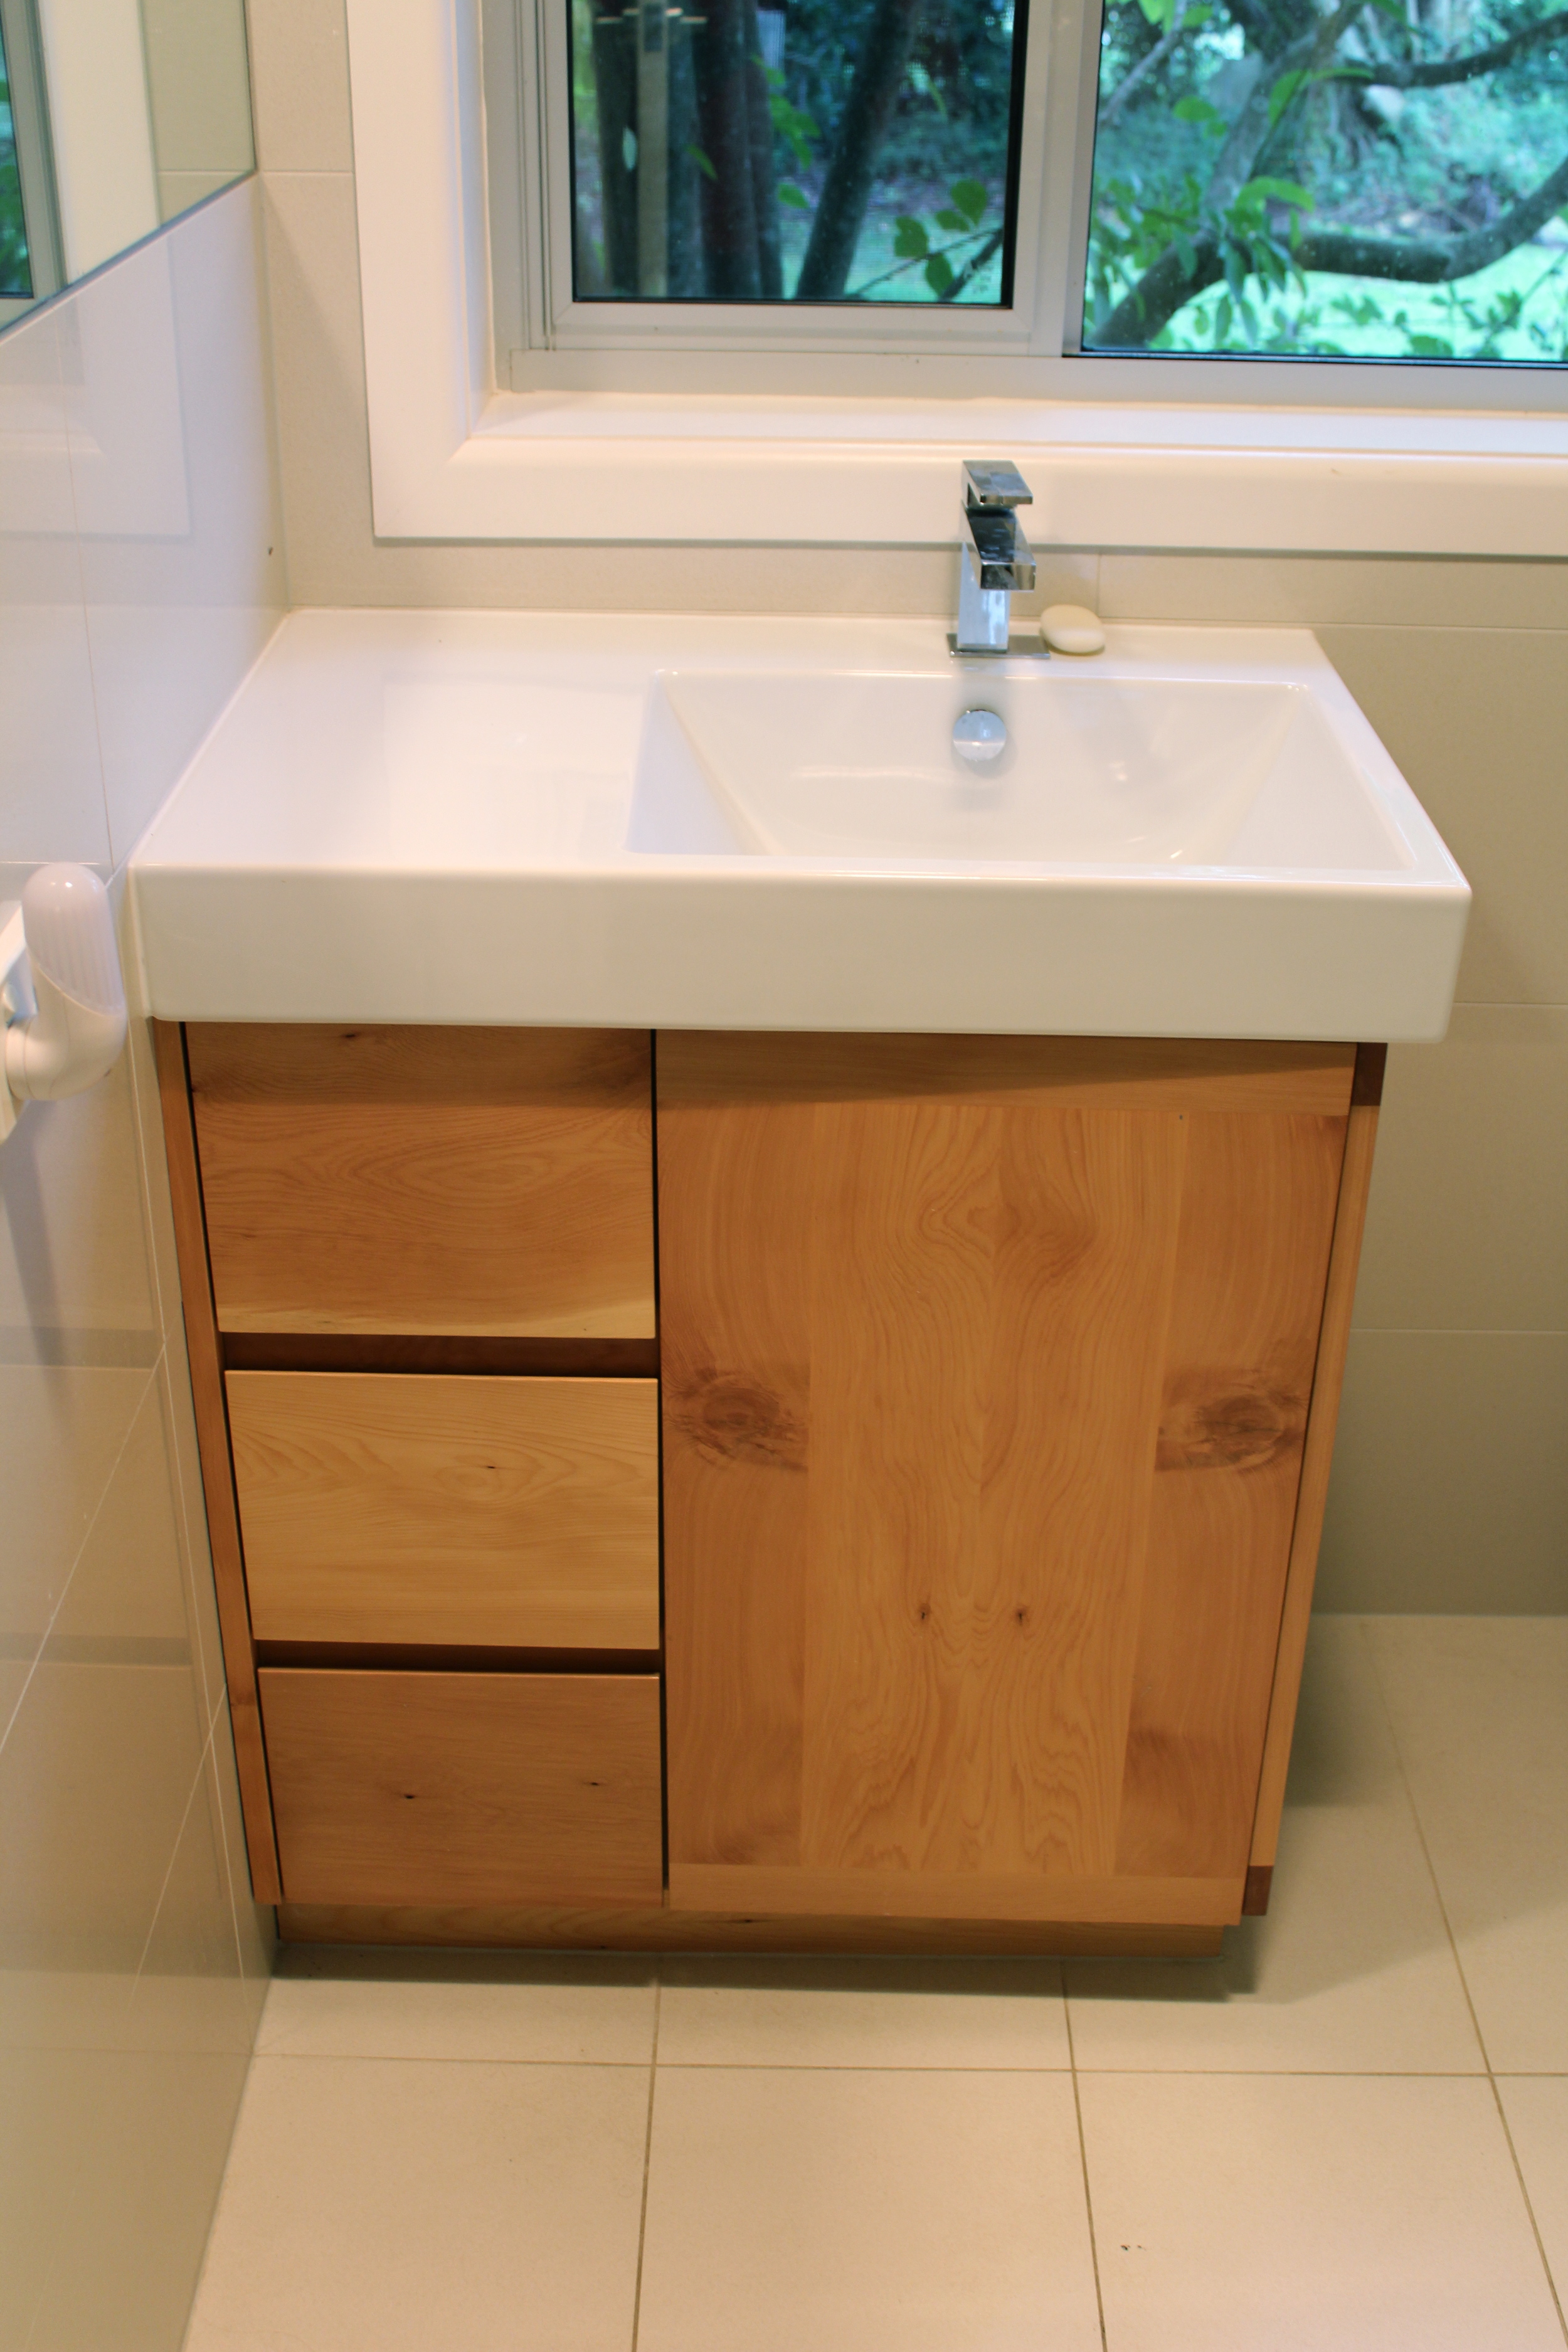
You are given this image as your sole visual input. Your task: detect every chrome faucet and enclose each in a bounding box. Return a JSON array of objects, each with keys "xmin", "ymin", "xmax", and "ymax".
[{"xmin": 953, "ymin": 459, "xmax": 1037, "ymax": 656}]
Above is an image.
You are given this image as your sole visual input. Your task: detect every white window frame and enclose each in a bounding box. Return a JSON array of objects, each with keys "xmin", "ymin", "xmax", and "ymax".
[{"xmin": 344, "ymin": 0, "xmax": 1568, "ymax": 548}]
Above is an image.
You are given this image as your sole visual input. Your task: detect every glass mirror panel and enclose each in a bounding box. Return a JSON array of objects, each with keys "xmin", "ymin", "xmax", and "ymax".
[{"xmin": 0, "ymin": 0, "xmax": 254, "ymax": 329}]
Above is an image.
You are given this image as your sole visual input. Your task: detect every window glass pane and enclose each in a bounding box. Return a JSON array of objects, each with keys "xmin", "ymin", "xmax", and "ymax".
[
  {"xmin": 1083, "ymin": 0, "xmax": 1568, "ymax": 362},
  {"xmin": 0, "ymin": 13, "xmax": 33, "ymax": 301},
  {"xmin": 568, "ymin": 0, "xmax": 1027, "ymax": 302}
]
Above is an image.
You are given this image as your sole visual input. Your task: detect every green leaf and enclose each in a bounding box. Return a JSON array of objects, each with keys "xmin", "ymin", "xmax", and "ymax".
[
  {"xmin": 1173, "ymin": 94, "xmax": 1224, "ymax": 125},
  {"xmin": 925, "ymin": 252, "xmax": 956, "ymax": 295},
  {"xmin": 1267, "ymin": 68, "xmax": 1308, "ymax": 129},
  {"xmin": 1241, "ymin": 176, "xmax": 1313, "ymax": 211},
  {"xmin": 951, "ymin": 177, "xmax": 988, "ymax": 226},
  {"xmin": 1406, "ymin": 332, "xmax": 1454, "ymax": 358},
  {"xmin": 935, "ymin": 208, "xmax": 968, "ymax": 233},
  {"xmin": 1135, "ymin": 0, "xmax": 1165, "ymax": 24},
  {"xmin": 686, "ymin": 143, "xmax": 716, "ymax": 181},
  {"xmin": 1214, "ymin": 292, "xmax": 1234, "ymax": 344},
  {"xmin": 893, "ymin": 216, "xmax": 930, "ymax": 258},
  {"xmin": 778, "ymin": 181, "xmax": 809, "ymax": 209}
]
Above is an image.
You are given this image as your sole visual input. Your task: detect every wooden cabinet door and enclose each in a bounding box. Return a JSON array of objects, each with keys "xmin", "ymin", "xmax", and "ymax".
[{"xmin": 657, "ymin": 1033, "xmax": 1355, "ymax": 1929}]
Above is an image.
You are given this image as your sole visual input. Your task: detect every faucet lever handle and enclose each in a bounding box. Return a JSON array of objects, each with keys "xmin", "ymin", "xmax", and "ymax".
[{"xmin": 963, "ymin": 458, "xmax": 1032, "ymax": 510}]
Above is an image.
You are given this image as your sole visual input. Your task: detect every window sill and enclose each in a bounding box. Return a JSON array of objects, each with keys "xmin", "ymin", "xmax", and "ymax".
[{"xmin": 348, "ymin": 0, "xmax": 1568, "ymax": 556}]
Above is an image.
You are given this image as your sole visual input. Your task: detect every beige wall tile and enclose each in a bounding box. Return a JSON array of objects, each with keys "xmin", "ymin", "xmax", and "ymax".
[
  {"xmin": 0, "ymin": 1054, "xmax": 161, "ymax": 1365},
  {"xmin": 129, "ymin": 1729, "xmax": 255, "ymax": 2060},
  {"xmin": 0, "ymin": 1364, "xmax": 152, "ymax": 1666},
  {"xmin": 246, "ymin": 0, "xmax": 354, "ymax": 174},
  {"xmin": 1316, "ymin": 626, "xmax": 1568, "ymax": 1007},
  {"xmin": 209, "ymin": 1707, "xmax": 277, "ymax": 2028},
  {"xmin": 1098, "ymin": 551, "xmax": 1568, "ymax": 632},
  {"xmin": 142, "ymin": 0, "xmax": 254, "ymax": 181},
  {"xmin": 1318, "ymin": 1333, "xmax": 1568, "ymax": 1613},
  {"xmin": 1355, "ymin": 1006, "xmax": 1568, "ymax": 1334},
  {"xmin": 25, "ymin": 2046, "xmax": 250, "ymax": 2352}
]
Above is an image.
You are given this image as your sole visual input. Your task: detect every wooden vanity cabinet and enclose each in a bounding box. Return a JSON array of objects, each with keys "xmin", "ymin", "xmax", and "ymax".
[{"xmin": 157, "ymin": 1019, "xmax": 1380, "ymax": 1954}]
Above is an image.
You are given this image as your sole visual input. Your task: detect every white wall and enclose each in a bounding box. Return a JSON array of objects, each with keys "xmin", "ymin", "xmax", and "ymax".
[{"xmin": 0, "ymin": 179, "xmax": 285, "ymax": 2348}]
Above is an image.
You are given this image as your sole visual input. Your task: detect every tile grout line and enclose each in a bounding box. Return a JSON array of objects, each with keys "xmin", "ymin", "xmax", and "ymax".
[
  {"xmin": 1359, "ymin": 1621, "xmax": 1568, "ymax": 2349},
  {"xmin": 0, "ymin": 1360, "xmax": 159, "ymax": 1764},
  {"xmin": 628, "ymin": 1978, "xmax": 662, "ymax": 2352},
  {"xmin": 1062, "ymin": 1969, "xmax": 1109, "ymax": 2352}
]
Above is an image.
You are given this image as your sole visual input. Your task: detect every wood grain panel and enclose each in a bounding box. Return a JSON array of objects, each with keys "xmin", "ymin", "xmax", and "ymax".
[
  {"xmin": 188, "ymin": 1025, "xmax": 655, "ymax": 1337},
  {"xmin": 1249, "ymin": 1099, "xmax": 1380, "ymax": 1870},
  {"xmin": 261, "ymin": 1668, "xmax": 663, "ymax": 1906},
  {"xmin": 229, "ymin": 1373, "xmax": 660, "ymax": 1650},
  {"xmin": 669, "ymin": 1864, "xmax": 1241, "ymax": 1926},
  {"xmin": 659, "ymin": 1031, "xmax": 1355, "ymax": 1117},
  {"xmin": 661, "ymin": 1094, "xmax": 814, "ymax": 1869},
  {"xmin": 1115, "ymin": 1111, "xmax": 1346, "ymax": 1878},
  {"xmin": 151, "ymin": 1022, "xmax": 282, "ymax": 1902},
  {"xmin": 660, "ymin": 1031, "xmax": 1355, "ymax": 1931},
  {"xmin": 277, "ymin": 1903, "xmax": 1225, "ymax": 1958}
]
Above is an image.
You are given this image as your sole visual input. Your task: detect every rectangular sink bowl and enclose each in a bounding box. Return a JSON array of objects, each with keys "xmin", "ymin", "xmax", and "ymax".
[{"xmin": 632, "ymin": 670, "xmax": 1424, "ymax": 874}]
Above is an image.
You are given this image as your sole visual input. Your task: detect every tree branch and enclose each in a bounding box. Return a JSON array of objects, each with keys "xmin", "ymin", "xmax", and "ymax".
[
  {"xmin": 1100, "ymin": 0, "xmax": 1190, "ymax": 127},
  {"xmin": 1369, "ymin": 7, "xmax": 1568, "ymax": 85},
  {"xmin": 1091, "ymin": 140, "xmax": 1568, "ymax": 344}
]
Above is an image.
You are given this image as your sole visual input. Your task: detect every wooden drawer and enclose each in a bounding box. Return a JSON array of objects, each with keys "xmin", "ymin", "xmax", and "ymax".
[
  {"xmin": 230, "ymin": 1372, "xmax": 661, "ymax": 1651},
  {"xmin": 188, "ymin": 1024, "xmax": 654, "ymax": 1337},
  {"xmin": 261, "ymin": 1668, "xmax": 664, "ymax": 1906}
]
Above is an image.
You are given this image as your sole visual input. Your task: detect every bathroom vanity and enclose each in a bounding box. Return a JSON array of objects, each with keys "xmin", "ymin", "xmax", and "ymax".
[{"xmin": 134, "ymin": 612, "xmax": 1467, "ymax": 1957}]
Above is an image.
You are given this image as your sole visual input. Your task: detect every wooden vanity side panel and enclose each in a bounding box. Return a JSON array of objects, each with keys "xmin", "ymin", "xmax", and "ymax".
[
  {"xmin": 262, "ymin": 1668, "xmax": 664, "ymax": 1907},
  {"xmin": 1113, "ymin": 1110, "xmax": 1346, "ymax": 1878},
  {"xmin": 659, "ymin": 1033, "xmax": 1354, "ymax": 1924},
  {"xmin": 1248, "ymin": 1096, "xmax": 1381, "ymax": 1874},
  {"xmin": 228, "ymin": 1372, "xmax": 661, "ymax": 1651},
  {"xmin": 151, "ymin": 1021, "xmax": 282, "ymax": 1903},
  {"xmin": 187, "ymin": 1024, "xmax": 656, "ymax": 1338}
]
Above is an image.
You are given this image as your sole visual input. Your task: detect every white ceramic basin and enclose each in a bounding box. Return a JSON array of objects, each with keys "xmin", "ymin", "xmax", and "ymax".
[
  {"xmin": 129, "ymin": 612, "xmax": 1470, "ymax": 1041},
  {"xmin": 629, "ymin": 669, "xmax": 1416, "ymax": 872}
]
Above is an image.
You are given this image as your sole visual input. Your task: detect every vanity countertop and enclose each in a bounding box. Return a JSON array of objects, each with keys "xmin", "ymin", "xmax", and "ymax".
[{"xmin": 127, "ymin": 608, "xmax": 1469, "ymax": 1039}]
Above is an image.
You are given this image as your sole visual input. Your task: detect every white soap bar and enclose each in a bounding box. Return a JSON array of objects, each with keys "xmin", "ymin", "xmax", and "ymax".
[{"xmin": 1041, "ymin": 604, "xmax": 1106, "ymax": 655}]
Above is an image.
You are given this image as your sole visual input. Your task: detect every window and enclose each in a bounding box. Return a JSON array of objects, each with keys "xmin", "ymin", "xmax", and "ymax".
[
  {"xmin": 1084, "ymin": 0, "xmax": 1568, "ymax": 363},
  {"xmin": 565, "ymin": 0, "xmax": 1027, "ymax": 305},
  {"xmin": 488, "ymin": 0, "xmax": 1568, "ymax": 374}
]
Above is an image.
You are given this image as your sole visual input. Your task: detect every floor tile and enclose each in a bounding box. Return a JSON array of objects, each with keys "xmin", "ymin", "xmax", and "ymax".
[
  {"xmin": 1496, "ymin": 2077, "xmax": 1568, "ymax": 2318},
  {"xmin": 1081, "ymin": 2072, "xmax": 1562, "ymax": 2352},
  {"xmin": 657, "ymin": 1952, "xmax": 1068, "ymax": 2069},
  {"xmin": 259, "ymin": 1944, "xmax": 657, "ymax": 2063},
  {"xmin": 183, "ymin": 2054, "xmax": 650, "ymax": 2352},
  {"xmin": 1367, "ymin": 1617, "xmax": 1568, "ymax": 2072},
  {"xmin": 1066, "ymin": 1619, "xmax": 1481, "ymax": 2072},
  {"xmin": 635, "ymin": 2065, "xmax": 1101, "ymax": 2352}
]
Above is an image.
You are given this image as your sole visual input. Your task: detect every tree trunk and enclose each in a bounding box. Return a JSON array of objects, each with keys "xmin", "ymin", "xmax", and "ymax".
[
  {"xmin": 743, "ymin": 0, "xmax": 784, "ymax": 299},
  {"xmin": 592, "ymin": 1, "xmax": 641, "ymax": 294},
  {"xmin": 694, "ymin": 0, "xmax": 763, "ymax": 298},
  {"xmin": 794, "ymin": 0, "xmax": 924, "ymax": 299},
  {"xmin": 667, "ymin": 17, "xmax": 704, "ymax": 296}
]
